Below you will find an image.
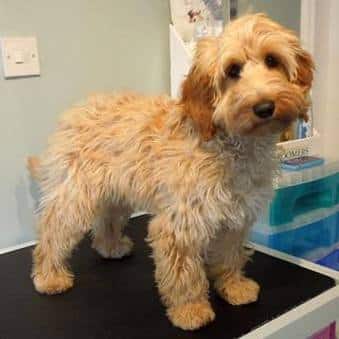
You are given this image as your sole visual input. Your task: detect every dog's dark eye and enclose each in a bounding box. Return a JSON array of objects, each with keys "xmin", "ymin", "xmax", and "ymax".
[
  {"xmin": 227, "ymin": 64, "xmax": 242, "ymax": 79},
  {"xmin": 265, "ymin": 54, "xmax": 279, "ymax": 68}
]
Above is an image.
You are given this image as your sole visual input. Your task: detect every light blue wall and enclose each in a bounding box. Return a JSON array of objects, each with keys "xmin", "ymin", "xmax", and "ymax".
[
  {"xmin": 237, "ymin": 0, "xmax": 301, "ymax": 34},
  {"xmin": 0, "ymin": 0, "xmax": 170, "ymax": 249}
]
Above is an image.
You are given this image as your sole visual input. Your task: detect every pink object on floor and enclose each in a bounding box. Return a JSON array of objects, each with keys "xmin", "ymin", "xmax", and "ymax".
[{"xmin": 309, "ymin": 322, "xmax": 336, "ymax": 339}]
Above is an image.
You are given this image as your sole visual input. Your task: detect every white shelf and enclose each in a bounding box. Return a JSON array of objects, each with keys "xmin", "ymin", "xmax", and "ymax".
[{"xmin": 169, "ymin": 24, "xmax": 192, "ymax": 98}]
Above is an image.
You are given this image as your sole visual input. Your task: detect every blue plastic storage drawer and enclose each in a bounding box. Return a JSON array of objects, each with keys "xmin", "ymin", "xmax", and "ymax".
[
  {"xmin": 250, "ymin": 211, "xmax": 339, "ymax": 258},
  {"xmin": 317, "ymin": 249, "xmax": 339, "ymax": 270},
  {"xmin": 269, "ymin": 173, "xmax": 339, "ymax": 226}
]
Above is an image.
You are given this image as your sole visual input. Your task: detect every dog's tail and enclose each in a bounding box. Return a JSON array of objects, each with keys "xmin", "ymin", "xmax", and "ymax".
[{"xmin": 26, "ymin": 155, "xmax": 41, "ymax": 181}]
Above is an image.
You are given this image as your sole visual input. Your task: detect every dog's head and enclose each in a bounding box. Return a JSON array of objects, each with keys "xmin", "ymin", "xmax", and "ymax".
[{"xmin": 180, "ymin": 14, "xmax": 314, "ymax": 140}]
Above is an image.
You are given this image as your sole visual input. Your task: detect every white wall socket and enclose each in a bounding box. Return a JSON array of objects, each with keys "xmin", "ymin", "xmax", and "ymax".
[{"xmin": 1, "ymin": 37, "xmax": 40, "ymax": 78}]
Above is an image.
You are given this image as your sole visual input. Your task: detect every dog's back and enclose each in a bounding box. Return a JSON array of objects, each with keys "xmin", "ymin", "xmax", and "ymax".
[{"xmin": 27, "ymin": 93, "xmax": 181, "ymax": 208}]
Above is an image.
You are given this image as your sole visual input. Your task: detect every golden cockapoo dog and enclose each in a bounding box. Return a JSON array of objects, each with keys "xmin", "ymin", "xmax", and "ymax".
[{"xmin": 28, "ymin": 14, "xmax": 313, "ymax": 330}]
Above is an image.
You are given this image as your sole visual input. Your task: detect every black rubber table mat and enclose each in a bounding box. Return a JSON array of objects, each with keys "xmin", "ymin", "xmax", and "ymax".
[{"xmin": 0, "ymin": 215, "xmax": 334, "ymax": 339}]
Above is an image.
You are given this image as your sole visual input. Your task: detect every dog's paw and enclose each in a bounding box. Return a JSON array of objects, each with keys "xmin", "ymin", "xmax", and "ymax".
[
  {"xmin": 33, "ymin": 271, "xmax": 74, "ymax": 295},
  {"xmin": 216, "ymin": 275, "xmax": 260, "ymax": 305},
  {"xmin": 93, "ymin": 235, "xmax": 134, "ymax": 259},
  {"xmin": 167, "ymin": 301, "xmax": 215, "ymax": 330}
]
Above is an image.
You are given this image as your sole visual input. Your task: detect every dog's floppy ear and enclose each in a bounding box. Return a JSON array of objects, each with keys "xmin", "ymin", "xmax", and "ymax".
[
  {"xmin": 294, "ymin": 48, "xmax": 315, "ymax": 94},
  {"xmin": 286, "ymin": 36, "xmax": 314, "ymax": 122},
  {"xmin": 180, "ymin": 37, "xmax": 219, "ymax": 141},
  {"xmin": 294, "ymin": 48, "xmax": 314, "ymax": 122}
]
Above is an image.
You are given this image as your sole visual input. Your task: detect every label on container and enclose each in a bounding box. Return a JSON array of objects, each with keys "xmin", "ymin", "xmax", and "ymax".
[{"xmin": 277, "ymin": 146, "xmax": 310, "ymax": 161}]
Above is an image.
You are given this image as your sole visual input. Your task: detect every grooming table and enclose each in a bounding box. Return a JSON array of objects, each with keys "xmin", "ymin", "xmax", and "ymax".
[{"xmin": 0, "ymin": 215, "xmax": 338, "ymax": 339}]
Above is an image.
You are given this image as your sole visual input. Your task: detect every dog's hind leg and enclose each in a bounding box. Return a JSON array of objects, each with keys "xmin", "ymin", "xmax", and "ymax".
[
  {"xmin": 91, "ymin": 205, "xmax": 133, "ymax": 259},
  {"xmin": 32, "ymin": 184, "xmax": 97, "ymax": 295},
  {"xmin": 206, "ymin": 228, "xmax": 260, "ymax": 306}
]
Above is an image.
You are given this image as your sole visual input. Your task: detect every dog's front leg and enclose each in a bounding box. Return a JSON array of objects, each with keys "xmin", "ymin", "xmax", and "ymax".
[
  {"xmin": 206, "ymin": 228, "xmax": 260, "ymax": 306},
  {"xmin": 148, "ymin": 214, "xmax": 215, "ymax": 330}
]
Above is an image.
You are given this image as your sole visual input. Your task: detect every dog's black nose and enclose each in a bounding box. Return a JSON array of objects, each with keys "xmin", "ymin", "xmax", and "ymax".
[{"xmin": 253, "ymin": 101, "xmax": 275, "ymax": 119}]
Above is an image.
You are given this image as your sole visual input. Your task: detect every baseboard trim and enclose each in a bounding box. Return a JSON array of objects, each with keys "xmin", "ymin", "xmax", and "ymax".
[
  {"xmin": 130, "ymin": 211, "xmax": 149, "ymax": 218},
  {"xmin": 0, "ymin": 214, "xmax": 150, "ymax": 255},
  {"xmin": 0, "ymin": 240, "xmax": 37, "ymax": 255}
]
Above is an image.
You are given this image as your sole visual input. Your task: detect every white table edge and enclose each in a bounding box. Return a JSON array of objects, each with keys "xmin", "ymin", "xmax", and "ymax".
[{"xmin": 242, "ymin": 242, "xmax": 339, "ymax": 339}]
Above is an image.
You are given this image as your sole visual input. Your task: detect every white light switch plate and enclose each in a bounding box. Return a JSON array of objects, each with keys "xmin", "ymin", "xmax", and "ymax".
[{"xmin": 1, "ymin": 37, "xmax": 40, "ymax": 78}]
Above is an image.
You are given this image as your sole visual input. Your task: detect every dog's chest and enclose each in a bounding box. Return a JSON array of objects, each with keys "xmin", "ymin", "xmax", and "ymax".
[{"xmin": 209, "ymin": 135, "xmax": 277, "ymax": 229}]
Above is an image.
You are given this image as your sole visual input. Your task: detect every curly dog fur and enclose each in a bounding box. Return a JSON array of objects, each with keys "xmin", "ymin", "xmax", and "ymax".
[{"xmin": 28, "ymin": 14, "xmax": 313, "ymax": 330}]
